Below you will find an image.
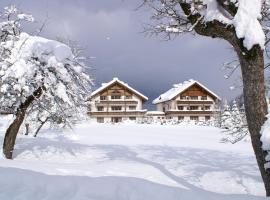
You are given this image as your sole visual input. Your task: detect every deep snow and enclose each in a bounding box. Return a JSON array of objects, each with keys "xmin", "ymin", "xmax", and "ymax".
[{"xmin": 0, "ymin": 116, "xmax": 267, "ymax": 199}]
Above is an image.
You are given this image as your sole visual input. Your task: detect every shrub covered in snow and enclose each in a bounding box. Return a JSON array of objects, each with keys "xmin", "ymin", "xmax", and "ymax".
[
  {"xmin": 0, "ymin": 6, "xmax": 92, "ymax": 159},
  {"xmin": 261, "ymin": 111, "xmax": 270, "ymax": 169}
]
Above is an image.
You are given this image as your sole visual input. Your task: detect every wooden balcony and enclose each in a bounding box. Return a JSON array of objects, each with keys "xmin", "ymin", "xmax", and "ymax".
[
  {"xmin": 88, "ymin": 110, "xmax": 147, "ymax": 116},
  {"xmin": 176, "ymin": 100, "xmax": 213, "ymax": 104},
  {"xmin": 95, "ymin": 100, "xmax": 138, "ymax": 105},
  {"xmin": 165, "ymin": 110, "xmax": 214, "ymax": 115}
]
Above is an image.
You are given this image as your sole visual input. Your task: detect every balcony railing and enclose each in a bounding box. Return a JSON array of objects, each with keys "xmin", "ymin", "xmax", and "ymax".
[
  {"xmin": 176, "ymin": 100, "xmax": 213, "ymax": 104},
  {"xmin": 165, "ymin": 110, "xmax": 215, "ymax": 115},
  {"xmin": 88, "ymin": 110, "xmax": 147, "ymax": 116},
  {"xmin": 95, "ymin": 100, "xmax": 138, "ymax": 105}
]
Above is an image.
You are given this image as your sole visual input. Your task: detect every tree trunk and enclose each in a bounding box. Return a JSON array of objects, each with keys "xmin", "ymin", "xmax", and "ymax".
[
  {"xmin": 25, "ymin": 123, "xmax": 30, "ymax": 135},
  {"xmin": 238, "ymin": 46, "xmax": 270, "ymax": 196},
  {"xmin": 3, "ymin": 109, "xmax": 27, "ymax": 159},
  {"xmin": 34, "ymin": 117, "xmax": 48, "ymax": 137},
  {"xmin": 178, "ymin": 2, "xmax": 270, "ymax": 195},
  {"xmin": 3, "ymin": 86, "xmax": 45, "ymax": 159}
]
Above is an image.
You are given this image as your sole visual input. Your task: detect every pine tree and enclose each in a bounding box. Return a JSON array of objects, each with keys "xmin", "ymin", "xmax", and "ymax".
[
  {"xmin": 221, "ymin": 104, "xmax": 232, "ymax": 129},
  {"xmin": 222, "ymin": 101, "xmax": 249, "ymax": 144}
]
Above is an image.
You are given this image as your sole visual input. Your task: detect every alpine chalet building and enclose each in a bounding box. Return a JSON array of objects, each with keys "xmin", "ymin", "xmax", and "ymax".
[
  {"xmin": 153, "ymin": 79, "xmax": 220, "ymax": 121},
  {"xmin": 88, "ymin": 78, "xmax": 148, "ymax": 123}
]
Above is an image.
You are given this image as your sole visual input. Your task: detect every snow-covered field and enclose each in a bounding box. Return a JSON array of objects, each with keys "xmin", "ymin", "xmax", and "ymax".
[{"xmin": 0, "ymin": 116, "xmax": 267, "ymax": 199}]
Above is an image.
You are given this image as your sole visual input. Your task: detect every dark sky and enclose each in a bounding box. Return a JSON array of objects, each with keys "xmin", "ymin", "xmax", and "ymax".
[{"xmin": 0, "ymin": 0, "xmax": 242, "ymax": 108}]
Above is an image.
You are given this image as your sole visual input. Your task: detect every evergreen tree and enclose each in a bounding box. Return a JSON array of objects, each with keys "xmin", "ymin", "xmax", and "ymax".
[
  {"xmin": 222, "ymin": 101, "xmax": 249, "ymax": 144},
  {"xmin": 221, "ymin": 104, "xmax": 232, "ymax": 129}
]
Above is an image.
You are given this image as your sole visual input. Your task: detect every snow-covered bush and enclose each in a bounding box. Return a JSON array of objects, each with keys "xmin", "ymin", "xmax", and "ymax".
[
  {"xmin": 261, "ymin": 111, "xmax": 270, "ymax": 169},
  {"xmin": 0, "ymin": 6, "xmax": 92, "ymax": 159}
]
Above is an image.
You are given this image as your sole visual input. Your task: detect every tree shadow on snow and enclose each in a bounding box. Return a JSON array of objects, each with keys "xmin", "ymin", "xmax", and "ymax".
[
  {"xmin": 11, "ymin": 133, "xmax": 92, "ymax": 159},
  {"xmin": 89, "ymin": 144, "xmax": 264, "ymax": 199},
  {"xmin": 0, "ymin": 167, "xmax": 265, "ymax": 200},
  {"xmin": 0, "ymin": 134, "xmax": 266, "ymax": 199}
]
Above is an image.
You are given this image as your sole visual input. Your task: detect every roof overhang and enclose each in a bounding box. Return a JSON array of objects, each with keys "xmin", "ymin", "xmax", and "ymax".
[{"xmin": 90, "ymin": 78, "xmax": 148, "ymax": 101}]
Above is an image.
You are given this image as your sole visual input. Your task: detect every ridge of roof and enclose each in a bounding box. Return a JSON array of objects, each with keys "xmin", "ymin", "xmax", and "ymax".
[
  {"xmin": 153, "ymin": 79, "xmax": 220, "ymax": 104},
  {"xmin": 91, "ymin": 77, "xmax": 148, "ymax": 101}
]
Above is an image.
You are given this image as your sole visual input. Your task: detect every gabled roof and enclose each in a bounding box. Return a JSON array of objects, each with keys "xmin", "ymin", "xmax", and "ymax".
[
  {"xmin": 153, "ymin": 79, "xmax": 221, "ymax": 104},
  {"xmin": 91, "ymin": 77, "xmax": 148, "ymax": 101}
]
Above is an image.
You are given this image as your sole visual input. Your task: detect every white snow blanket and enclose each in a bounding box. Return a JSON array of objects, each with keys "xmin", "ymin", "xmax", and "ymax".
[{"xmin": 0, "ymin": 116, "xmax": 266, "ymax": 199}]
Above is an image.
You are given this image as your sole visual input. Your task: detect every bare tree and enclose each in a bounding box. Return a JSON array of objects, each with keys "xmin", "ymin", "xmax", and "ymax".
[{"xmin": 142, "ymin": 0, "xmax": 270, "ymax": 196}]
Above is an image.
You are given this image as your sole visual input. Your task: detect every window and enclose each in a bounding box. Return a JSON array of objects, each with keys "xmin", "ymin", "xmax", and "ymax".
[
  {"xmin": 97, "ymin": 106, "xmax": 104, "ymax": 111},
  {"xmin": 111, "ymin": 106, "xmax": 122, "ymax": 111},
  {"xmin": 97, "ymin": 117, "xmax": 104, "ymax": 123},
  {"xmin": 111, "ymin": 117, "xmax": 122, "ymax": 123},
  {"xmin": 111, "ymin": 95, "xmax": 121, "ymax": 99},
  {"xmin": 201, "ymin": 96, "xmax": 207, "ymax": 100},
  {"xmin": 190, "ymin": 116, "xmax": 199, "ymax": 121},
  {"xmin": 190, "ymin": 106, "xmax": 199, "ymax": 110},
  {"xmin": 180, "ymin": 96, "xmax": 186, "ymax": 100},
  {"xmin": 129, "ymin": 106, "xmax": 136, "ymax": 110},
  {"xmin": 205, "ymin": 116, "xmax": 211, "ymax": 121},
  {"xmin": 204, "ymin": 106, "xmax": 211, "ymax": 110},
  {"xmin": 190, "ymin": 96, "xmax": 198, "ymax": 100},
  {"xmin": 129, "ymin": 117, "xmax": 136, "ymax": 121},
  {"xmin": 163, "ymin": 107, "xmax": 166, "ymax": 112},
  {"xmin": 100, "ymin": 96, "xmax": 107, "ymax": 100},
  {"xmin": 125, "ymin": 96, "xmax": 132, "ymax": 99},
  {"xmin": 178, "ymin": 106, "xmax": 184, "ymax": 110},
  {"xmin": 178, "ymin": 116, "xmax": 184, "ymax": 121}
]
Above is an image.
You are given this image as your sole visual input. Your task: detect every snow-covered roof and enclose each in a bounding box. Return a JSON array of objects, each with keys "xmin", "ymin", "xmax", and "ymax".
[
  {"xmin": 91, "ymin": 77, "xmax": 148, "ymax": 101},
  {"xmin": 153, "ymin": 79, "xmax": 220, "ymax": 104}
]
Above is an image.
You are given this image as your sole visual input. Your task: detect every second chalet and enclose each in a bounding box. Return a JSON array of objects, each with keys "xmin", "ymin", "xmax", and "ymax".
[
  {"xmin": 88, "ymin": 78, "xmax": 148, "ymax": 123},
  {"xmin": 152, "ymin": 79, "xmax": 221, "ymax": 121}
]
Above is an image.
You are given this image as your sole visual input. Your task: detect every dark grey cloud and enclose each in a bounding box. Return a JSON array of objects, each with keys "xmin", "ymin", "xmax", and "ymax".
[{"xmin": 0, "ymin": 0, "xmax": 241, "ymax": 108}]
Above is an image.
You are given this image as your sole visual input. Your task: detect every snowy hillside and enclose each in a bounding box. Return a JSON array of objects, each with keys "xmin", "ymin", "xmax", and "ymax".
[{"xmin": 0, "ymin": 116, "xmax": 266, "ymax": 200}]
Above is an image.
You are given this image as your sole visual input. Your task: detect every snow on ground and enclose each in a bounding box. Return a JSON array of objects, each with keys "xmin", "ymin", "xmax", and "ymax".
[{"xmin": 0, "ymin": 116, "xmax": 267, "ymax": 199}]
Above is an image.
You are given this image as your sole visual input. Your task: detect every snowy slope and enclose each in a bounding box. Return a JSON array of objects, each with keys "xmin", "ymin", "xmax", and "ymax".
[{"xmin": 0, "ymin": 117, "xmax": 266, "ymax": 199}]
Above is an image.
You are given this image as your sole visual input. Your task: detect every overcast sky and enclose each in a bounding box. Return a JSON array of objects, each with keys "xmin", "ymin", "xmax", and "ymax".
[{"xmin": 0, "ymin": 0, "xmax": 242, "ymax": 107}]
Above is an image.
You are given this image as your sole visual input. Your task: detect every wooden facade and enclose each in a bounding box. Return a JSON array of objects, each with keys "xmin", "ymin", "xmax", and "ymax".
[
  {"xmin": 88, "ymin": 78, "xmax": 148, "ymax": 123},
  {"xmin": 180, "ymin": 84, "xmax": 213, "ymax": 98},
  {"xmin": 153, "ymin": 81, "xmax": 220, "ymax": 121}
]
